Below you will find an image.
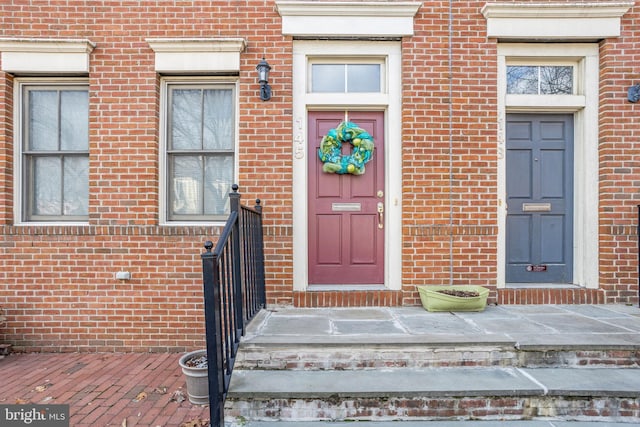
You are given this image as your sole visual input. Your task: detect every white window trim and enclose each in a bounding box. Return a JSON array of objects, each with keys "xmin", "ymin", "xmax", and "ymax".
[
  {"xmin": 146, "ymin": 38, "xmax": 246, "ymax": 74},
  {"xmin": 158, "ymin": 76, "xmax": 240, "ymax": 226},
  {"xmin": 276, "ymin": 1, "xmax": 421, "ymax": 37},
  {"xmin": 496, "ymin": 43, "xmax": 599, "ymax": 289},
  {"xmin": 13, "ymin": 78, "xmax": 91, "ymax": 225},
  {"xmin": 0, "ymin": 38, "xmax": 95, "ymax": 74},
  {"xmin": 292, "ymin": 40, "xmax": 403, "ymax": 291},
  {"xmin": 482, "ymin": 2, "xmax": 633, "ymax": 40}
]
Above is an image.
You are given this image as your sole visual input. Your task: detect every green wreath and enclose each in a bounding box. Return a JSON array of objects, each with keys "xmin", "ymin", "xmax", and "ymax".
[{"xmin": 318, "ymin": 121, "xmax": 374, "ymax": 175}]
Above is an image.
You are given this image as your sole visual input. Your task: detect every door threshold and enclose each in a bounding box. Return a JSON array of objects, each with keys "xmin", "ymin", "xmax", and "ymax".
[
  {"xmin": 505, "ymin": 283, "xmax": 582, "ymax": 289},
  {"xmin": 308, "ymin": 284, "xmax": 388, "ymax": 292}
]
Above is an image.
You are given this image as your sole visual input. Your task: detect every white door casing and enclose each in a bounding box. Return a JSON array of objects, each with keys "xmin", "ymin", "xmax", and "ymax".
[
  {"xmin": 278, "ymin": 1, "xmax": 420, "ymax": 292},
  {"xmin": 497, "ymin": 43, "xmax": 599, "ymax": 289},
  {"xmin": 292, "ymin": 40, "xmax": 403, "ymax": 291}
]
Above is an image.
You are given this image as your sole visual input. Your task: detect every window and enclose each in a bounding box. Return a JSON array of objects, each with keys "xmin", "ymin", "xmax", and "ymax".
[
  {"xmin": 507, "ymin": 65, "xmax": 573, "ymax": 95},
  {"xmin": 311, "ymin": 63, "xmax": 382, "ymax": 93},
  {"xmin": 20, "ymin": 83, "xmax": 89, "ymax": 222},
  {"xmin": 164, "ymin": 82, "xmax": 235, "ymax": 222}
]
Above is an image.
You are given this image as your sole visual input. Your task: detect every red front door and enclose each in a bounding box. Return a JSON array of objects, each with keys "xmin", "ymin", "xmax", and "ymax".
[{"xmin": 308, "ymin": 111, "xmax": 385, "ymax": 285}]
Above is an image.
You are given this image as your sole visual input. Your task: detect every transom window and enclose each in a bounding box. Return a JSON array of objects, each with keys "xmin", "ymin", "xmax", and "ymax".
[
  {"xmin": 164, "ymin": 82, "xmax": 235, "ymax": 222},
  {"xmin": 21, "ymin": 83, "xmax": 89, "ymax": 222},
  {"xmin": 507, "ymin": 65, "xmax": 574, "ymax": 95},
  {"xmin": 310, "ymin": 62, "xmax": 382, "ymax": 93}
]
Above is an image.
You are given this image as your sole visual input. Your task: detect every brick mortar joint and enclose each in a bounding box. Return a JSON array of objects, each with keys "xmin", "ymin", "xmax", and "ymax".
[
  {"xmin": 606, "ymin": 225, "xmax": 638, "ymax": 236},
  {"xmin": 0, "ymin": 224, "xmax": 223, "ymax": 236},
  {"xmin": 406, "ymin": 225, "xmax": 498, "ymax": 236}
]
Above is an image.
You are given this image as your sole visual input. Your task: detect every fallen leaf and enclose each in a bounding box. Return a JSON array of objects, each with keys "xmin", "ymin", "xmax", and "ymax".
[
  {"xmin": 34, "ymin": 383, "xmax": 52, "ymax": 392},
  {"xmin": 133, "ymin": 391, "xmax": 147, "ymax": 402},
  {"xmin": 170, "ymin": 390, "xmax": 185, "ymax": 403},
  {"xmin": 15, "ymin": 398, "xmax": 28, "ymax": 404},
  {"xmin": 179, "ymin": 419, "xmax": 210, "ymax": 427},
  {"xmin": 153, "ymin": 386, "xmax": 167, "ymax": 395},
  {"xmin": 121, "ymin": 418, "xmax": 127, "ymax": 427}
]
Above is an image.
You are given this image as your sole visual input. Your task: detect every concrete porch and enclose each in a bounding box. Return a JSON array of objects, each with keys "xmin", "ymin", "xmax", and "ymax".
[
  {"xmin": 228, "ymin": 304, "xmax": 640, "ymax": 425},
  {"xmin": 241, "ymin": 304, "xmax": 640, "ymax": 352},
  {"xmin": 1, "ymin": 304, "xmax": 640, "ymax": 426}
]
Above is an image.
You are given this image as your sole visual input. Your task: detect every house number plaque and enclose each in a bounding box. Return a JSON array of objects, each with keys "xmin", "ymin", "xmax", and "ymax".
[{"xmin": 526, "ymin": 264, "xmax": 547, "ymax": 272}]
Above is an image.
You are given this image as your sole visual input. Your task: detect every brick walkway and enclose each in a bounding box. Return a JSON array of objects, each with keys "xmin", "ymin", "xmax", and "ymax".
[{"xmin": 0, "ymin": 352, "xmax": 210, "ymax": 427}]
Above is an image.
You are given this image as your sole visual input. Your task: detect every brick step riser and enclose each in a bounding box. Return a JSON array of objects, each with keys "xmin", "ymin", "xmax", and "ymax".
[
  {"xmin": 226, "ymin": 395, "xmax": 640, "ymax": 423},
  {"xmin": 236, "ymin": 346, "xmax": 640, "ymax": 370}
]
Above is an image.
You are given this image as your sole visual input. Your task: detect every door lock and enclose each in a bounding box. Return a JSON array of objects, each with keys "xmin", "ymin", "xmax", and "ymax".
[{"xmin": 377, "ymin": 202, "xmax": 384, "ymax": 229}]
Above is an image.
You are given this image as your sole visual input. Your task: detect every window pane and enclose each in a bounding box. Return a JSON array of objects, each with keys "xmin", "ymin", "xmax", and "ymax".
[
  {"xmin": 63, "ymin": 156, "xmax": 89, "ymax": 215},
  {"xmin": 203, "ymin": 89, "xmax": 233, "ymax": 150},
  {"xmin": 507, "ymin": 65, "xmax": 574, "ymax": 95},
  {"xmin": 61, "ymin": 90, "xmax": 89, "ymax": 150},
  {"xmin": 33, "ymin": 156, "xmax": 62, "ymax": 216},
  {"xmin": 347, "ymin": 64, "xmax": 380, "ymax": 92},
  {"xmin": 204, "ymin": 155, "xmax": 233, "ymax": 215},
  {"xmin": 171, "ymin": 89, "xmax": 202, "ymax": 150},
  {"xmin": 29, "ymin": 90, "xmax": 58, "ymax": 151},
  {"xmin": 540, "ymin": 66, "xmax": 573, "ymax": 94},
  {"xmin": 507, "ymin": 66, "xmax": 538, "ymax": 94},
  {"xmin": 171, "ymin": 155, "xmax": 203, "ymax": 215},
  {"xmin": 311, "ymin": 64, "xmax": 345, "ymax": 93}
]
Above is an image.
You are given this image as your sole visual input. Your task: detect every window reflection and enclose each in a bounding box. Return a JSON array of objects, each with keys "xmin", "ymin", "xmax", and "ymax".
[
  {"xmin": 167, "ymin": 86, "xmax": 234, "ymax": 220},
  {"xmin": 540, "ymin": 66, "xmax": 573, "ymax": 94},
  {"xmin": 24, "ymin": 86, "xmax": 89, "ymax": 221},
  {"xmin": 507, "ymin": 65, "xmax": 573, "ymax": 95}
]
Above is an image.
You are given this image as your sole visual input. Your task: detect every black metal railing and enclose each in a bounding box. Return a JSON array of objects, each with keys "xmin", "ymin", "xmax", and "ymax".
[{"xmin": 201, "ymin": 184, "xmax": 266, "ymax": 427}]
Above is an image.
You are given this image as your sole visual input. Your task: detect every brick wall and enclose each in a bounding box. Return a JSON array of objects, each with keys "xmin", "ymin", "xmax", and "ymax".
[
  {"xmin": 0, "ymin": 1, "xmax": 295, "ymax": 352},
  {"xmin": 402, "ymin": 1, "xmax": 499, "ymax": 305},
  {"xmin": 598, "ymin": 2, "xmax": 640, "ymax": 304},
  {"xmin": 0, "ymin": 74, "xmax": 12, "ymax": 222},
  {"xmin": 0, "ymin": 1, "xmax": 639, "ymax": 352}
]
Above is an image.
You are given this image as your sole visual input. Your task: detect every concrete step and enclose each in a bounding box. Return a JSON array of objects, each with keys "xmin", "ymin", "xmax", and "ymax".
[
  {"xmin": 236, "ymin": 340, "xmax": 519, "ymax": 370},
  {"xmin": 236, "ymin": 341, "xmax": 640, "ymax": 370},
  {"xmin": 225, "ymin": 367, "xmax": 640, "ymax": 422},
  {"xmin": 238, "ymin": 307, "xmax": 640, "ymax": 370}
]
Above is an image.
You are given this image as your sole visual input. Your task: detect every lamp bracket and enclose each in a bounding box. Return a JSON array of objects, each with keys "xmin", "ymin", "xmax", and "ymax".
[
  {"xmin": 628, "ymin": 84, "xmax": 640, "ymax": 103},
  {"xmin": 260, "ymin": 83, "xmax": 272, "ymax": 101}
]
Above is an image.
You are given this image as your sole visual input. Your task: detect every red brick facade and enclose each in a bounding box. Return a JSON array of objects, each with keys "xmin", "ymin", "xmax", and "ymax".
[{"xmin": 0, "ymin": 1, "xmax": 639, "ymax": 352}]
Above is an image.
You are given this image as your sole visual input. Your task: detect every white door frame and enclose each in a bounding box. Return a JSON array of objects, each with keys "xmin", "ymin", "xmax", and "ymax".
[
  {"xmin": 291, "ymin": 40, "xmax": 403, "ymax": 291},
  {"xmin": 496, "ymin": 43, "xmax": 600, "ymax": 289}
]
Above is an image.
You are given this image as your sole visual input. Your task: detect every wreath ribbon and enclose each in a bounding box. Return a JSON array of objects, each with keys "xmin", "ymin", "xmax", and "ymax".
[{"xmin": 317, "ymin": 121, "xmax": 374, "ymax": 175}]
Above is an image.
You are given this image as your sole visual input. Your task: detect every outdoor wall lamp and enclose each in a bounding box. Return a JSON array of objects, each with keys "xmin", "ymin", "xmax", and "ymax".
[
  {"xmin": 256, "ymin": 57, "xmax": 272, "ymax": 101},
  {"xmin": 628, "ymin": 83, "xmax": 640, "ymax": 103}
]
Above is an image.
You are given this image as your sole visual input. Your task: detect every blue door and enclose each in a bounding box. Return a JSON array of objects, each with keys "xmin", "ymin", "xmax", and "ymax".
[{"xmin": 506, "ymin": 114, "xmax": 573, "ymax": 283}]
